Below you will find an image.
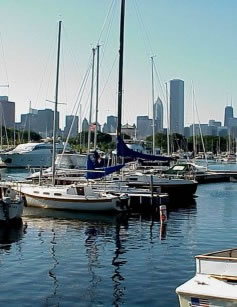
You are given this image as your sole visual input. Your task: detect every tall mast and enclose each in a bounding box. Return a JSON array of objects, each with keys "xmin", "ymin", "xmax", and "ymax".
[
  {"xmin": 52, "ymin": 20, "xmax": 62, "ymax": 186},
  {"xmin": 165, "ymin": 82, "xmax": 170, "ymax": 156},
  {"xmin": 87, "ymin": 47, "xmax": 96, "ymax": 154},
  {"xmin": 151, "ymin": 56, "xmax": 155, "ymax": 155},
  {"xmin": 94, "ymin": 44, "xmax": 100, "ymax": 150},
  {"xmin": 117, "ymin": 0, "xmax": 125, "ymax": 138},
  {"xmin": 28, "ymin": 100, "xmax": 31, "ymax": 142}
]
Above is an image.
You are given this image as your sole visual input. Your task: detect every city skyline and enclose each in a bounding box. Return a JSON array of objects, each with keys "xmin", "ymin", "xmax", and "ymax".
[{"xmin": 0, "ymin": 1, "xmax": 236, "ymax": 129}]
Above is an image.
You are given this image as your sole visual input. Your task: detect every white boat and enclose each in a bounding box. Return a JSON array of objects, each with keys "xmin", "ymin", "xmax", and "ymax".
[
  {"xmin": 108, "ymin": 172, "xmax": 198, "ymax": 198},
  {"xmin": 0, "ymin": 141, "xmax": 72, "ymax": 168},
  {"xmin": 19, "ymin": 183, "xmax": 129, "ymax": 212},
  {"xmin": 0, "ymin": 186, "xmax": 24, "ymax": 222},
  {"xmin": 176, "ymin": 248, "xmax": 237, "ymax": 306}
]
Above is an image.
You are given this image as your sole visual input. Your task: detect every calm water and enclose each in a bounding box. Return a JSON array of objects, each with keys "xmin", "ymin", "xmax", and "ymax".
[{"xmin": 0, "ymin": 165, "xmax": 237, "ymax": 306}]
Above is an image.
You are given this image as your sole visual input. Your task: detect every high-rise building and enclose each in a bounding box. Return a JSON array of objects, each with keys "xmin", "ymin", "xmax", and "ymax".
[
  {"xmin": 154, "ymin": 97, "xmax": 163, "ymax": 133},
  {"xmin": 224, "ymin": 106, "xmax": 233, "ymax": 128},
  {"xmin": 20, "ymin": 108, "xmax": 59, "ymax": 138},
  {"xmin": 136, "ymin": 115, "xmax": 152, "ymax": 139},
  {"xmin": 0, "ymin": 96, "xmax": 15, "ymax": 128},
  {"xmin": 107, "ymin": 115, "xmax": 117, "ymax": 133},
  {"xmin": 169, "ymin": 79, "xmax": 184, "ymax": 135},
  {"xmin": 82, "ymin": 118, "xmax": 89, "ymax": 132},
  {"xmin": 64, "ymin": 115, "xmax": 79, "ymax": 138}
]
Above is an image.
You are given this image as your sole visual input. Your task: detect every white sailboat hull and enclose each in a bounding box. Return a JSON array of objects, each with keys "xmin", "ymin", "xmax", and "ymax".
[{"xmin": 24, "ymin": 193, "xmax": 121, "ymax": 212}]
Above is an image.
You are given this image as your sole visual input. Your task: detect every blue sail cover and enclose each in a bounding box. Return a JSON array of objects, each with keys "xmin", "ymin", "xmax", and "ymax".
[
  {"xmin": 117, "ymin": 136, "xmax": 173, "ymax": 161},
  {"xmin": 86, "ymin": 153, "xmax": 124, "ymax": 180}
]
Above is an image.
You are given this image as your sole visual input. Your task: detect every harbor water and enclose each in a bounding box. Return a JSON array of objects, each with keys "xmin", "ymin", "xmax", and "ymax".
[{"xmin": 0, "ymin": 166, "xmax": 237, "ymax": 306}]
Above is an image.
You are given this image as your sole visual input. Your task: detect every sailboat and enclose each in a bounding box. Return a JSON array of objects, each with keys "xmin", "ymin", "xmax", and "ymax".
[{"xmin": 18, "ymin": 21, "xmax": 129, "ymax": 212}]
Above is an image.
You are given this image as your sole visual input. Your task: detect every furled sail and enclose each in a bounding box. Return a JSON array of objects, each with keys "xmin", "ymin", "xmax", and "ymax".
[{"xmin": 116, "ymin": 136, "xmax": 173, "ymax": 161}]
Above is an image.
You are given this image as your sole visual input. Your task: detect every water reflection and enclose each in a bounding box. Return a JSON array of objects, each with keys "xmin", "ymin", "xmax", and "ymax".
[
  {"xmin": 0, "ymin": 219, "xmax": 27, "ymax": 252},
  {"xmin": 46, "ymin": 228, "xmax": 59, "ymax": 307},
  {"xmin": 111, "ymin": 214, "xmax": 129, "ymax": 306}
]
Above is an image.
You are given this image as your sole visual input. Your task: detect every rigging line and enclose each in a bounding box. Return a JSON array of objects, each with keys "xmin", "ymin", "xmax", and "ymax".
[
  {"xmin": 35, "ymin": 24, "xmax": 57, "ymax": 110},
  {"xmin": 97, "ymin": 0, "xmax": 116, "ymax": 45},
  {"xmin": 61, "ymin": 43, "xmax": 68, "ymax": 116},
  {"xmin": 0, "ymin": 32, "xmax": 9, "ymax": 85},
  {"xmin": 153, "ymin": 60, "xmax": 166, "ymax": 103},
  {"xmin": 99, "ymin": 53, "xmax": 118, "ymax": 101},
  {"xmin": 133, "ymin": 0, "xmax": 154, "ymax": 58},
  {"xmin": 193, "ymin": 85, "xmax": 206, "ymax": 156},
  {"xmin": 71, "ymin": 53, "xmax": 93, "ymax": 119}
]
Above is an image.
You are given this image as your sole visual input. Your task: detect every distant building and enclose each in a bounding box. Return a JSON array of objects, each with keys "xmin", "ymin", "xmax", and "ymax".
[
  {"xmin": 64, "ymin": 115, "xmax": 78, "ymax": 138},
  {"xmin": 0, "ymin": 96, "xmax": 15, "ymax": 128},
  {"xmin": 218, "ymin": 126, "xmax": 228, "ymax": 137},
  {"xmin": 121, "ymin": 123, "xmax": 136, "ymax": 139},
  {"xmin": 209, "ymin": 120, "xmax": 221, "ymax": 127},
  {"xmin": 154, "ymin": 97, "xmax": 163, "ymax": 133},
  {"xmin": 107, "ymin": 115, "xmax": 117, "ymax": 133},
  {"xmin": 19, "ymin": 108, "xmax": 59, "ymax": 138},
  {"xmin": 82, "ymin": 118, "xmax": 89, "ymax": 132},
  {"xmin": 169, "ymin": 79, "xmax": 184, "ymax": 135},
  {"xmin": 136, "ymin": 115, "xmax": 152, "ymax": 139},
  {"xmin": 224, "ymin": 106, "xmax": 233, "ymax": 128}
]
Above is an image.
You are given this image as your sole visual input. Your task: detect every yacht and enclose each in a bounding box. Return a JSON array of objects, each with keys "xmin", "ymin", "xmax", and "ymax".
[
  {"xmin": 0, "ymin": 141, "xmax": 72, "ymax": 168},
  {"xmin": 176, "ymin": 248, "xmax": 237, "ymax": 306}
]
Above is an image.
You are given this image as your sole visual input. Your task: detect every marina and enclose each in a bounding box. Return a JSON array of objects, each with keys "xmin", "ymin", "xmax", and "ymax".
[
  {"xmin": 0, "ymin": 166, "xmax": 237, "ymax": 306},
  {"xmin": 0, "ymin": 0, "xmax": 236, "ymax": 305}
]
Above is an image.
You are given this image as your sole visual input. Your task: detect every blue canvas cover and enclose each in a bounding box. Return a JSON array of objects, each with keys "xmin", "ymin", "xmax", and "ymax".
[{"xmin": 116, "ymin": 136, "xmax": 173, "ymax": 162}]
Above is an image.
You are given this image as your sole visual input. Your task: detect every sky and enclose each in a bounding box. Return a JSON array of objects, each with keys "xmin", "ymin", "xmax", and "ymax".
[{"xmin": 0, "ymin": 0, "xmax": 236, "ymax": 130}]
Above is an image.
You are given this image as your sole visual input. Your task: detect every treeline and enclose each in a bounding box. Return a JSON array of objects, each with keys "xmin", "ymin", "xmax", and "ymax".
[{"xmin": 146, "ymin": 133, "xmax": 233, "ymax": 154}]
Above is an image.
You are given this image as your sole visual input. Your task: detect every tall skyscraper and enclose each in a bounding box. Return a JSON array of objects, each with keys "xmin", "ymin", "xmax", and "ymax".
[
  {"xmin": 64, "ymin": 115, "xmax": 79, "ymax": 138},
  {"xmin": 0, "ymin": 96, "xmax": 15, "ymax": 128},
  {"xmin": 154, "ymin": 97, "xmax": 163, "ymax": 133},
  {"xmin": 169, "ymin": 79, "xmax": 184, "ymax": 135},
  {"xmin": 136, "ymin": 115, "xmax": 152, "ymax": 139},
  {"xmin": 107, "ymin": 115, "xmax": 117, "ymax": 133},
  {"xmin": 224, "ymin": 106, "xmax": 233, "ymax": 128}
]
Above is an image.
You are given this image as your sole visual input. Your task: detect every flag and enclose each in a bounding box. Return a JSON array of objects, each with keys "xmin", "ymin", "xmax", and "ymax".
[
  {"xmin": 190, "ymin": 297, "xmax": 209, "ymax": 307},
  {"xmin": 90, "ymin": 123, "xmax": 96, "ymax": 131}
]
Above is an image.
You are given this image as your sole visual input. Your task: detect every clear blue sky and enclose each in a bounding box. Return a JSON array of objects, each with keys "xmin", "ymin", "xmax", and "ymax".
[{"xmin": 0, "ymin": 0, "xmax": 236, "ymax": 129}]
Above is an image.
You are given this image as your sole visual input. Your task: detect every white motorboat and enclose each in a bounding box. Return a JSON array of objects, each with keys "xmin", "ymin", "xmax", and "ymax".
[
  {"xmin": 18, "ymin": 183, "xmax": 129, "ymax": 212},
  {"xmin": 108, "ymin": 172, "xmax": 198, "ymax": 198},
  {"xmin": 0, "ymin": 141, "xmax": 72, "ymax": 168},
  {"xmin": 0, "ymin": 186, "xmax": 24, "ymax": 222},
  {"xmin": 176, "ymin": 248, "xmax": 237, "ymax": 306}
]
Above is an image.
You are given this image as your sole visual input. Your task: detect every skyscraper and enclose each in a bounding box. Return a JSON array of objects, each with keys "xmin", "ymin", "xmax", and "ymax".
[
  {"xmin": 0, "ymin": 96, "xmax": 15, "ymax": 128},
  {"xmin": 169, "ymin": 79, "xmax": 184, "ymax": 135},
  {"xmin": 224, "ymin": 106, "xmax": 233, "ymax": 128},
  {"xmin": 64, "ymin": 115, "xmax": 79, "ymax": 138},
  {"xmin": 154, "ymin": 97, "xmax": 163, "ymax": 133}
]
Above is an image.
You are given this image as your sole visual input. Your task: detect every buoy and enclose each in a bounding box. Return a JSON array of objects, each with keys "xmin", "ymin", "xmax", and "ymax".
[{"xmin": 159, "ymin": 205, "xmax": 167, "ymax": 224}]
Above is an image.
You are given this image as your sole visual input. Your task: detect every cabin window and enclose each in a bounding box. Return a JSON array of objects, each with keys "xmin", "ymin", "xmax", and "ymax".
[
  {"xmin": 112, "ymin": 178, "xmax": 119, "ymax": 181},
  {"xmin": 33, "ymin": 191, "xmax": 39, "ymax": 194},
  {"xmin": 76, "ymin": 187, "xmax": 84, "ymax": 195},
  {"xmin": 43, "ymin": 192, "xmax": 50, "ymax": 195},
  {"xmin": 54, "ymin": 193, "xmax": 62, "ymax": 196},
  {"xmin": 129, "ymin": 177, "xmax": 138, "ymax": 181}
]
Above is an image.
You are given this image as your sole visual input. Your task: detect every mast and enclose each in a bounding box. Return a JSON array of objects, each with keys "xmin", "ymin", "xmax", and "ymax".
[
  {"xmin": 165, "ymin": 82, "xmax": 170, "ymax": 156},
  {"xmin": 151, "ymin": 56, "xmax": 155, "ymax": 155},
  {"xmin": 28, "ymin": 100, "xmax": 31, "ymax": 142},
  {"xmin": 117, "ymin": 0, "xmax": 125, "ymax": 138},
  {"xmin": 87, "ymin": 47, "xmax": 96, "ymax": 154},
  {"xmin": 52, "ymin": 20, "xmax": 62, "ymax": 186},
  {"xmin": 94, "ymin": 44, "xmax": 100, "ymax": 150}
]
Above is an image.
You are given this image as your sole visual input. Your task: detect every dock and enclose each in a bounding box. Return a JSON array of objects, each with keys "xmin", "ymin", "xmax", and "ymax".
[{"xmin": 195, "ymin": 170, "xmax": 237, "ymax": 183}]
